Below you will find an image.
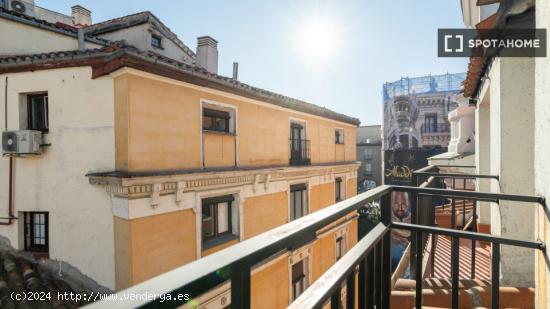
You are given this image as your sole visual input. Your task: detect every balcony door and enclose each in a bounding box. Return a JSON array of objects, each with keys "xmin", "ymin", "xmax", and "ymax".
[{"xmin": 291, "ymin": 123, "xmax": 304, "ymax": 162}]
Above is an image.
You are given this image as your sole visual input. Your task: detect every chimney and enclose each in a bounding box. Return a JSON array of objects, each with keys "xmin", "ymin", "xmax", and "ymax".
[
  {"xmin": 196, "ymin": 36, "xmax": 218, "ymax": 74},
  {"xmin": 71, "ymin": 5, "xmax": 92, "ymax": 27},
  {"xmin": 232, "ymin": 62, "xmax": 239, "ymax": 80}
]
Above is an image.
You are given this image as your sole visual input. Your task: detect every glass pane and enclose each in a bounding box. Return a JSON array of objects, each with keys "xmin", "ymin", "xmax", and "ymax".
[
  {"xmin": 292, "ymin": 261, "xmax": 304, "ymax": 280},
  {"xmin": 295, "ymin": 192, "xmax": 302, "ymax": 219},
  {"xmin": 202, "ymin": 205, "xmax": 215, "ymax": 238},
  {"xmin": 203, "ymin": 116, "xmax": 213, "ymax": 129},
  {"xmin": 302, "ymin": 190, "xmax": 308, "ymax": 215},
  {"xmin": 217, "ymin": 202, "xmax": 229, "ymax": 234}
]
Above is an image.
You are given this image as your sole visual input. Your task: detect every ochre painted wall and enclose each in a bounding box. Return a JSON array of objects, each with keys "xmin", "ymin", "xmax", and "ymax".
[
  {"xmin": 347, "ymin": 178, "xmax": 358, "ymax": 198},
  {"xmin": 114, "ymin": 209, "xmax": 197, "ymax": 289},
  {"xmin": 310, "ymin": 183, "xmax": 336, "ymax": 213},
  {"xmin": 251, "ymin": 257, "xmax": 290, "ymax": 309},
  {"xmin": 114, "ymin": 217, "xmax": 130, "ymax": 290},
  {"xmin": 114, "ymin": 75, "xmax": 129, "ymax": 171},
  {"xmin": 244, "ymin": 192, "xmax": 288, "ymax": 239},
  {"xmin": 311, "ymin": 232, "xmax": 337, "ymax": 282},
  {"xmin": 335, "ymin": 144, "xmax": 345, "ymax": 162},
  {"xmin": 203, "ymin": 132, "xmax": 235, "ymax": 167},
  {"xmin": 115, "ymin": 72, "xmax": 357, "ymax": 172}
]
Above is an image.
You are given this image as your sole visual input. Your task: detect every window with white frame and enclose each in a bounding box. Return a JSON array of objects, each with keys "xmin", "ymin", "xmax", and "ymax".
[
  {"xmin": 290, "ymin": 183, "xmax": 308, "ymax": 221},
  {"xmin": 202, "ymin": 195, "xmax": 238, "ymax": 247},
  {"xmin": 335, "ymin": 128, "xmax": 344, "ymax": 144},
  {"xmin": 335, "ymin": 177, "xmax": 345, "ymax": 202},
  {"xmin": 202, "ymin": 103, "xmax": 236, "ymax": 134},
  {"xmin": 335, "ymin": 236, "xmax": 346, "ymax": 261},
  {"xmin": 291, "ymin": 258, "xmax": 309, "ymax": 300}
]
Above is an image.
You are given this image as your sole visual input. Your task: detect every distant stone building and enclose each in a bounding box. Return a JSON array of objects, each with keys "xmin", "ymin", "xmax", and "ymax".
[
  {"xmin": 382, "ymin": 73, "xmax": 466, "ymax": 151},
  {"xmin": 356, "ymin": 125, "xmax": 382, "ymax": 191}
]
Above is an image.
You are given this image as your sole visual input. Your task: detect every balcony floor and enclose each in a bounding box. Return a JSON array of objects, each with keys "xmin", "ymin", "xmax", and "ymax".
[{"xmin": 424, "ymin": 235, "xmax": 491, "ymax": 280}]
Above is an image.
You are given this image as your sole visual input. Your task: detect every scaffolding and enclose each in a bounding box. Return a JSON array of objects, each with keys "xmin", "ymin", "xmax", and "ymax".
[{"xmin": 383, "ymin": 72, "xmax": 467, "ymax": 100}]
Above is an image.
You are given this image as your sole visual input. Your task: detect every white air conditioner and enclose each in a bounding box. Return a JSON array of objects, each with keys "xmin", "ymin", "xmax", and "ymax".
[
  {"xmin": 5, "ymin": 0, "xmax": 35, "ymax": 16},
  {"xmin": 2, "ymin": 130, "xmax": 42, "ymax": 155}
]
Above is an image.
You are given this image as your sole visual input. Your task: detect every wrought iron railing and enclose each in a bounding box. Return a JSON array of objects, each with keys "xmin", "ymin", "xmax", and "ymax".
[
  {"xmin": 86, "ymin": 165, "xmax": 546, "ymax": 309},
  {"xmin": 289, "ymin": 138, "xmax": 311, "ymax": 166},
  {"xmin": 421, "ymin": 123, "xmax": 450, "ymax": 134}
]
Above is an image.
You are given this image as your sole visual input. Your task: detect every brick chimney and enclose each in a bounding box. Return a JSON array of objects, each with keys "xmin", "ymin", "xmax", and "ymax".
[
  {"xmin": 71, "ymin": 5, "xmax": 91, "ymax": 27},
  {"xmin": 196, "ymin": 36, "xmax": 218, "ymax": 74}
]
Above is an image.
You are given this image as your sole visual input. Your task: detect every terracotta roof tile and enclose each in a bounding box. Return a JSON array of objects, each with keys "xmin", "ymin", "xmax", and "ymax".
[
  {"xmin": 462, "ymin": 14, "xmax": 498, "ymax": 98},
  {"xmin": 0, "ymin": 248, "xmax": 94, "ymax": 308}
]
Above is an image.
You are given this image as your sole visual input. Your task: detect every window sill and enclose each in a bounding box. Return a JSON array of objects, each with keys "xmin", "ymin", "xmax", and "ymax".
[
  {"xmin": 202, "ymin": 234, "xmax": 239, "ymax": 251},
  {"xmin": 335, "ymin": 142, "xmax": 345, "ymax": 145},
  {"xmin": 203, "ymin": 130, "xmax": 236, "ymax": 136}
]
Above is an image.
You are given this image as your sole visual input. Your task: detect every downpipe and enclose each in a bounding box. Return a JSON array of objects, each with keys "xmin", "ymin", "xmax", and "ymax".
[{"xmin": 0, "ymin": 76, "xmax": 14, "ymax": 225}]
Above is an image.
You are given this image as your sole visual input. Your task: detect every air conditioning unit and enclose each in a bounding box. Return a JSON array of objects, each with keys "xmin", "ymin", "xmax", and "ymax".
[
  {"xmin": 5, "ymin": 0, "xmax": 35, "ymax": 16},
  {"xmin": 2, "ymin": 130, "xmax": 42, "ymax": 155}
]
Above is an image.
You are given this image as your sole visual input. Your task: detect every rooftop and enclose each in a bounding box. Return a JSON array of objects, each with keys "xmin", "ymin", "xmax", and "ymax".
[
  {"xmin": 84, "ymin": 11, "xmax": 196, "ymax": 60},
  {"xmin": 0, "ymin": 43, "xmax": 360, "ymax": 126}
]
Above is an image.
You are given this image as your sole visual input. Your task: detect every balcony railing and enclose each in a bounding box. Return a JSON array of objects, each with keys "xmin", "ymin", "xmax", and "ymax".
[
  {"xmin": 421, "ymin": 123, "xmax": 450, "ymax": 134},
  {"xmin": 289, "ymin": 138, "xmax": 311, "ymax": 166},
  {"xmin": 87, "ymin": 165, "xmax": 546, "ymax": 309}
]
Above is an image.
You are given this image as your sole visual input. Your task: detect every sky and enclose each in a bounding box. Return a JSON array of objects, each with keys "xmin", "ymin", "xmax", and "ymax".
[{"xmin": 38, "ymin": 0, "xmax": 468, "ymax": 126}]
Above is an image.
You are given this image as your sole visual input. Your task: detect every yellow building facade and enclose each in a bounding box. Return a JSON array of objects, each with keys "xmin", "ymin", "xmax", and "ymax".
[
  {"xmin": 96, "ymin": 69, "xmax": 360, "ymax": 305},
  {"xmin": 0, "ymin": 45, "xmax": 359, "ymax": 307}
]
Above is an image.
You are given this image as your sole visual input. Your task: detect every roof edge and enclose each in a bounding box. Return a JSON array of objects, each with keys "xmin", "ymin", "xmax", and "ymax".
[{"xmin": 0, "ymin": 46, "xmax": 360, "ymax": 126}]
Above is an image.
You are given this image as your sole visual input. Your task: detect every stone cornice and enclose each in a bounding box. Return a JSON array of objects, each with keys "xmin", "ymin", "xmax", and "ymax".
[{"xmin": 89, "ymin": 162, "xmax": 360, "ymax": 199}]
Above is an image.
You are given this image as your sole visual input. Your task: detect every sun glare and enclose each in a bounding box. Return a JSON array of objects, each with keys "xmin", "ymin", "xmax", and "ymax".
[{"xmin": 292, "ymin": 14, "xmax": 344, "ymax": 67}]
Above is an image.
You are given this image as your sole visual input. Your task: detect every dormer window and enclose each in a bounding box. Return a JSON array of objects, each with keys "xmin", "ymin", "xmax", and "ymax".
[{"xmin": 151, "ymin": 34, "xmax": 162, "ymax": 49}]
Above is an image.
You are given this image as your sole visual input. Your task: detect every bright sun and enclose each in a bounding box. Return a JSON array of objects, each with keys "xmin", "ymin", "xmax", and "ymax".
[{"xmin": 293, "ymin": 15, "xmax": 343, "ymax": 67}]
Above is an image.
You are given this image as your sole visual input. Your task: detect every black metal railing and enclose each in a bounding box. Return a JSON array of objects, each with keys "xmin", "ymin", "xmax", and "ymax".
[
  {"xmin": 87, "ymin": 166, "xmax": 546, "ymax": 309},
  {"xmin": 421, "ymin": 123, "xmax": 450, "ymax": 134},
  {"xmin": 409, "ymin": 165, "xmax": 498, "ymax": 280},
  {"xmin": 289, "ymin": 138, "xmax": 311, "ymax": 165}
]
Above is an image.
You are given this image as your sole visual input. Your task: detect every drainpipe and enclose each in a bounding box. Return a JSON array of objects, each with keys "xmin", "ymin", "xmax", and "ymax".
[{"xmin": 1, "ymin": 76, "xmax": 13, "ymax": 225}]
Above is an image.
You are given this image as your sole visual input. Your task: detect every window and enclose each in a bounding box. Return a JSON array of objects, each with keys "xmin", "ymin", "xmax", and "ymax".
[
  {"xmin": 291, "ymin": 259, "xmax": 308, "ymax": 300},
  {"xmin": 151, "ymin": 34, "xmax": 162, "ymax": 48},
  {"xmin": 24, "ymin": 212, "xmax": 48, "ymax": 254},
  {"xmin": 424, "ymin": 114, "xmax": 438, "ymax": 133},
  {"xmin": 203, "ymin": 108, "xmax": 230, "ymax": 133},
  {"xmin": 290, "ymin": 184, "xmax": 308, "ymax": 221},
  {"xmin": 27, "ymin": 94, "xmax": 48, "ymax": 132},
  {"xmin": 364, "ymin": 148, "xmax": 373, "ymax": 160},
  {"xmin": 335, "ymin": 129, "xmax": 344, "ymax": 144},
  {"xmin": 335, "ymin": 178, "xmax": 343, "ymax": 202},
  {"xmin": 290, "ymin": 122, "xmax": 310, "ymax": 165},
  {"xmin": 335, "ymin": 236, "xmax": 346, "ymax": 261},
  {"xmin": 364, "ymin": 163, "xmax": 373, "ymax": 175},
  {"xmin": 202, "ymin": 195, "xmax": 235, "ymax": 243}
]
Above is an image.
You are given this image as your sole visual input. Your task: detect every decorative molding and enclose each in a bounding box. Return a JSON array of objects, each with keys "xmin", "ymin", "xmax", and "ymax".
[
  {"xmin": 151, "ymin": 183, "xmax": 161, "ymax": 208},
  {"xmin": 90, "ymin": 162, "xmax": 360, "ymax": 199},
  {"xmin": 175, "ymin": 181, "xmax": 186, "ymax": 204}
]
